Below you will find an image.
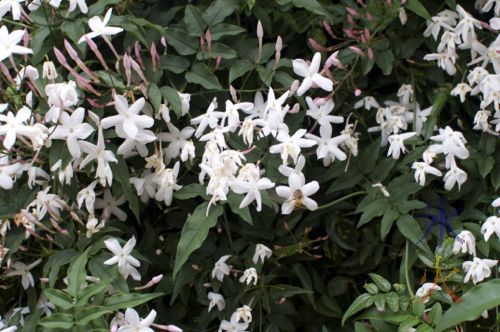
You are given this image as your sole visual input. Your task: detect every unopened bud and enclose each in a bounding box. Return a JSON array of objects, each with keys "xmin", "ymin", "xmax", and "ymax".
[
  {"xmin": 229, "ymin": 85, "xmax": 238, "ymax": 103},
  {"xmin": 290, "ymin": 80, "xmax": 300, "ymax": 95},
  {"xmin": 42, "ymin": 61, "xmax": 58, "ymax": 80}
]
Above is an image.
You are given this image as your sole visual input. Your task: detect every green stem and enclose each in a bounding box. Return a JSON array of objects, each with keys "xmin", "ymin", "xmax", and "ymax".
[
  {"xmin": 405, "ymin": 240, "xmax": 415, "ymax": 297},
  {"xmin": 317, "ymin": 191, "xmax": 365, "ymax": 210}
]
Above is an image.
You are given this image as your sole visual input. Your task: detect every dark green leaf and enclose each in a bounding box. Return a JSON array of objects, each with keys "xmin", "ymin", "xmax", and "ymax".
[
  {"xmin": 406, "ymin": 0, "xmax": 433, "ymax": 20},
  {"xmin": 104, "ymin": 292, "xmax": 164, "ymax": 311},
  {"xmin": 44, "ymin": 289, "xmax": 73, "ymax": 310},
  {"xmin": 202, "ymin": 0, "xmax": 240, "ymax": 25},
  {"xmin": 67, "ymin": 249, "xmax": 90, "ymax": 298},
  {"xmin": 76, "ymin": 306, "xmax": 113, "ymax": 325},
  {"xmin": 111, "ymin": 156, "xmax": 140, "ymax": 222},
  {"xmin": 229, "ymin": 59, "xmax": 254, "ymax": 83},
  {"xmin": 38, "ymin": 313, "xmax": 74, "ymax": 329},
  {"xmin": 165, "ymin": 28, "xmax": 198, "ymax": 55},
  {"xmin": 184, "ymin": 5, "xmax": 206, "ymax": 36},
  {"xmin": 172, "ymin": 202, "xmax": 224, "ymax": 279},
  {"xmin": 269, "ymin": 285, "xmax": 314, "ymax": 300},
  {"xmin": 160, "ymin": 55, "xmax": 190, "ymax": 74},
  {"xmin": 380, "ymin": 209, "xmax": 399, "ymax": 241},
  {"xmin": 375, "ymin": 50, "xmax": 394, "ymax": 75},
  {"xmin": 148, "ymin": 83, "xmax": 162, "ymax": 112},
  {"xmin": 341, "ymin": 293, "xmax": 373, "ymax": 326},
  {"xmin": 369, "ymin": 273, "xmax": 391, "ymax": 292},
  {"xmin": 160, "ymin": 86, "xmax": 183, "ymax": 118},
  {"xmin": 357, "ymin": 199, "xmax": 389, "ymax": 228},
  {"xmin": 186, "ymin": 63, "xmax": 223, "ymax": 90}
]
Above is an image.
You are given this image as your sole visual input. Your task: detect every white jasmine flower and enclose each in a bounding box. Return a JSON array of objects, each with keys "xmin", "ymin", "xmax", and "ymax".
[
  {"xmin": 443, "ymin": 158, "xmax": 467, "ymax": 191},
  {"xmin": 0, "ymin": 156, "xmax": 22, "ymax": 190},
  {"xmin": 455, "ymin": 5, "xmax": 483, "ymax": 46},
  {"xmin": 118, "ymin": 308, "xmax": 156, "ymax": 332},
  {"xmin": 490, "ymin": 17, "xmax": 500, "ymax": 30},
  {"xmin": 276, "ymin": 173, "xmax": 319, "ymax": 214},
  {"xmin": 305, "ymin": 97, "xmax": 343, "ymax": 130},
  {"xmin": 429, "ymin": 126, "xmax": 469, "ymax": 162},
  {"xmin": 0, "ymin": 26, "xmax": 32, "ymax": 61},
  {"xmin": 42, "ymin": 61, "xmax": 58, "ymax": 80},
  {"xmin": 50, "ymin": 108, "xmax": 94, "ymax": 158},
  {"xmin": 50, "ymin": 159, "xmax": 74, "ymax": 185},
  {"xmin": 231, "ymin": 175, "xmax": 274, "ymax": 212},
  {"xmin": 0, "ymin": 0, "xmax": 24, "ymax": 20},
  {"xmin": 104, "ymin": 237, "xmax": 141, "ymax": 281},
  {"xmin": 154, "ymin": 161, "xmax": 182, "ymax": 206},
  {"xmin": 94, "ymin": 189, "xmax": 127, "ymax": 221},
  {"xmin": 78, "ymin": 8, "xmax": 123, "ymax": 43},
  {"xmin": 102, "ymin": 95, "xmax": 154, "ymax": 140},
  {"xmin": 79, "ymin": 126, "xmax": 118, "ymax": 187},
  {"xmin": 411, "ymin": 161, "xmax": 442, "ymax": 186},
  {"xmin": 354, "ymin": 96, "xmax": 380, "ymax": 110},
  {"xmin": 85, "ymin": 216, "xmax": 105, "ymax": 238},
  {"xmin": 423, "ymin": 10, "xmax": 458, "ymax": 40},
  {"xmin": 0, "ymin": 106, "xmax": 35, "ymax": 150},
  {"xmin": 219, "ymin": 312, "xmax": 249, "ymax": 332},
  {"xmin": 423, "ymin": 53, "xmax": 456, "ymax": 75},
  {"xmin": 463, "ymin": 257, "xmax": 498, "ymax": 284},
  {"xmin": 222, "ymin": 100, "xmax": 254, "ymax": 131},
  {"xmin": 77, "ymin": 180, "xmax": 98, "ymax": 213},
  {"xmin": 190, "ymin": 98, "xmax": 223, "ymax": 138},
  {"xmin": 481, "ymin": 216, "xmax": 500, "ymax": 241},
  {"xmin": 306, "ymin": 125, "xmax": 349, "ymax": 166},
  {"xmin": 25, "ymin": 165, "xmax": 49, "ymax": 189},
  {"xmin": 387, "ymin": 132, "xmax": 417, "ymax": 159},
  {"xmin": 29, "ymin": 186, "xmax": 66, "ymax": 220},
  {"xmin": 236, "ymin": 305, "xmax": 252, "ymax": 324},
  {"xmin": 473, "ymin": 110, "xmax": 491, "ymax": 132},
  {"xmin": 158, "ymin": 123, "xmax": 195, "ymax": 160},
  {"xmin": 180, "ymin": 140, "xmax": 195, "ymax": 162},
  {"xmin": 14, "ymin": 65, "xmax": 38, "ymax": 89},
  {"xmin": 253, "ymin": 244, "xmax": 272, "ymax": 264},
  {"xmin": 452, "ymin": 230, "xmax": 476, "ymax": 256},
  {"xmin": 415, "ymin": 282, "xmax": 442, "ymax": 303},
  {"xmin": 293, "ymin": 52, "xmax": 333, "ymax": 96},
  {"xmin": 211, "ymin": 255, "xmax": 230, "ymax": 282},
  {"xmin": 6, "ymin": 259, "xmax": 42, "ymax": 289},
  {"xmin": 278, "ymin": 154, "xmax": 305, "ymax": 178},
  {"xmin": 269, "ymin": 129, "xmax": 317, "ymax": 165},
  {"xmin": 45, "ymin": 81, "xmax": 79, "ymax": 121},
  {"xmin": 239, "ymin": 267, "xmax": 258, "ymax": 286},
  {"xmin": 179, "ymin": 92, "xmax": 191, "ymax": 116},
  {"xmin": 207, "ymin": 292, "xmax": 225, "ymax": 312},
  {"xmin": 492, "ymin": 197, "xmax": 500, "ymax": 207},
  {"xmin": 451, "ymin": 83, "xmax": 471, "ymax": 103},
  {"xmin": 68, "ymin": 0, "xmax": 87, "ymax": 14}
]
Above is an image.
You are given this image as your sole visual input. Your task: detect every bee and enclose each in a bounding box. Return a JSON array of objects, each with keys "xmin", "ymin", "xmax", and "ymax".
[{"xmin": 292, "ymin": 190, "xmax": 304, "ymax": 210}]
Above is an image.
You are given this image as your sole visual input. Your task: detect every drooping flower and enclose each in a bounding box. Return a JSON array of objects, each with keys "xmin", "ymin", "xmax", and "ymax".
[
  {"xmin": 78, "ymin": 8, "xmax": 123, "ymax": 43},
  {"xmin": 5, "ymin": 259, "xmax": 42, "ymax": 289},
  {"xmin": 211, "ymin": 255, "xmax": 230, "ymax": 282},
  {"xmin": 219, "ymin": 312, "xmax": 249, "ymax": 332},
  {"xmin": 411, "ymin": 161, "xmax": 442, "ymax": 186},
  {"xmin": 463, "ymin": 257, "xmax": 498, "ymax": 284},
  {"xmin": 207, "ymin": 292, "xmax": 225, "ymax": 312},
  {"xmin": 117, "ymin": 308, "xmax": 156, "ymax": 332},
  {"xmin": 452, "ymin": 230, "xmax": 476, "ymax": 257},
  {"xmin": 104, "ymin": 237, "xmax": 141, "ymax": 281},
  {"xmin": 481, "ymin": 216, "xmax": 500, "ymax": 241},
  {"xmin": 253, "ymin": 244, "xmax": 272, "ymax": 264},
  {"xmin": 239, "ymin": 267, "xmax": 258, "ymax": 286},
  {"xmin": 387, "ymin": 132, "xmax": 417, "ymax": 159},
  {"xmin": 415, "ymin": 282, "xmax": 442, "ymax": 304}
]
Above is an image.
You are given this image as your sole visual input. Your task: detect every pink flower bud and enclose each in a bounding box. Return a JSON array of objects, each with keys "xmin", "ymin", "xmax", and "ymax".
[
  {"xmin": 150, "ymin": 42, "xmax": 159, "ymax": 70},
  {"xmin": 349, "ymin": 46, "xmax": 365, "ymax": 56},
  {"xmin": 366, "ymin": 12, "xmax": 373, "ymax": 21},
  {"xmin": 275, "ymin": 35, "xmax": 282, "ymax": 67},
  {"xmin": 347, "ymin": 14, "xmax": 355, "ymax": 25},
  {"xmin": 123, "ymin": 53, "xmax": 132, "ymax": 86},
  {"xmin": 290, "ymin": 80, "xmax": 299, "ymax": 95},
  {"xmin": 343, "ymin": 29, "xmax": 356, "ymax": 39},
  {"xmin": 314, "ymin": 97, "xmax": 326, "ymax": 106},
  {"xmin": 290, "ymin": 103, "xmax": 300, "ymax": 114},
  {"xmin": 152, "ymin": 274, "xmax": 163, "ymax": 284},
  {"xmin": 134, "ymin": 41, "xmax": 144, "ymax": 68},
  {"xmin": 345, "ymin": 7, "xmax": 359, "ymax": 16},
  {"xmin": 308, "ymin": 38, "xmax": 329, "ymax": 52},
  {"xmin": 215, "ymin": 55, "xmax": 222, "ymax": 69},
  {"xmin": 229, "ymin": 85, "xmax": 238, "ymax": 102},
  {"xmin": 205, "ymin": 29, "xmax": 212, "ymax": 54},
  {"xmin": 257, "ymin": 20, "xmax": 263, "ymax": 39},
  {"xmin": 355, "ymin": 88, "xmax": 362, "ymax": 96},
  {"xmin": 53, "ymin": 47, "xmax": 67, "ymax": 65},
  {"xmin": 364, "ymin": 28, "xmax": 370, "ymax": 42},
  {"xmin": 199, "ymin": 36, "xmax": 204, "ymax": 52},
  {"xmin": 323, "ymin": 20, "xmax": 335, "ymax": 38},
  {"xmin": 160, "ymin": 36, "xmax": 167, "ymax": 52},
  {"xmin": 367, "ymin": 47, "xmax": 374, "ymax": 60}
]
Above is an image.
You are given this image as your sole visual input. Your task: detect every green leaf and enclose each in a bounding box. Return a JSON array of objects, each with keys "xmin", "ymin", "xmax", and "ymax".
[
  {"xmin": 369, "ymin": 273, "xmax": 391, "ymax": 292},
  {"xmin": 104, "ymin": 292, "xmax": 164, "ymax": 311},
  {"xmin": 148, "ymin": 83, "xmax": 162, "ymax": 112},
  {"xmin": 76, "ymin": 280, "xmax": 112, "ymax": 306},
  {"xmin": 173, "ymin": 183, "xmax": 207, "ymax": 200},
  {"xmin": 96, "ymin": 71, "xmax": 126, "ymax": 90},
  {"xmin": 341, "ymin": 293, "xmax": 373, "ymax": 326},
  {"xmin": 397, "ymin": 200, "xmax": 427, "ymax": 214},
  {"xmin": 199, "ymin": 43, "xmax": 237, "ymax": 60},
  {"xmin": 44, "ymin": 249, "xmax": 77, "ymax": 288},
  {"xmin": 44, "ymin": 289, "xmax": 74, "ymax": 310},
  {"xmin": 477, "ymin": 156, "xmax": 494, "ymax": 178},
  {"xmin": 160, "ymin": 55, "xmax": 190, "ymax": 74},
  {"xmin": 184, "ymin": 5, "xmax": 206, "ymax": 36},
  {"xmin": 435, "ymin": 279, "xmax": 500, "ymax": 331},
  {"xmin": 354, "ymin": 322, "xmax": 372, "ymax": 332},
  {"xmin": 111, "ymin": 156, "xmax": 140, "ymax": 222},
  {"xmin": 30, "ymin": 27, "xmax": 50, "ymax": 65},
  {"xmin": 165, "ymin": 28, "xmax": 198, "ymax": 55},
  {"xmin": 397, "ymin": 215, "xmax": 433, "ymax": 257},
  {"xmin": 76, "ymin": 306, "xmax": 113, "ymax": 325},
  {"xmin": 357, "ymin": 199, "xmax": 389, "ymax": 228},
  {"xmin": 38, "ymin": 313, "xmax": 74, "ymax": 329},
  {"xmin": 62, "ymin": 19, "xmax": 85, "ymax": 47},
  {"xmin": 269, "ymin": 285, "xmax": 314, "ymax": 300},
  {"xmin": 385, "ymin": 292, "xmax": 399, "ymax": 312},
  {"xmin": 87, "ymin": 0, "xmax": 121, "ymax": 16},
  {"xmin": 202, "ymin": 0, "xmax": 240, "ymax": 25},
  {"xmin": 291, "ymin": 0, "xmax": 328, "ymax": 16},
  {"xmin": 210, "ymin": 23, "xmax": 246, "ymax": 40},
  {"xmin": 428, "ymin": 302, "xmax": 442, "ymax": 325},
  {"xmin": 172, "ymin": 202, "xmax": 224, "ymax": 279},
  {"xmin": 380, "ymin": 209, "xmax": 399, "ymax": 241},
  {"xmin": 406, "ymin": 0, "xmax": 433, "ymax": 20},
  {"xmin": 227, "ymin": 192, "xmax": 252, "ymax": 225},
  {"xmin": 375, "ymin": 49, "xmax": 394, "ymax": 75},
  {"xmin": 67, "ymin": 249, "xmax": 90, "ymax": 298},
  {"xmin": 186, "ymin": 63, "xmax": 223, "ymax": 90},
  {"xmin": 160, "ymin": 86, "xmax": 183, "ymax": 118}
]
